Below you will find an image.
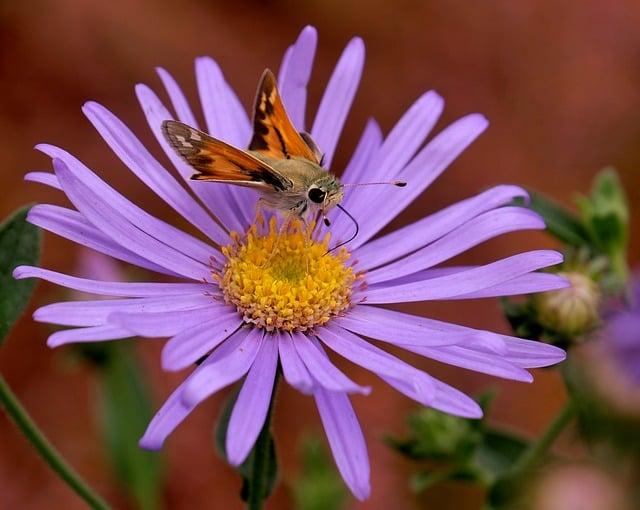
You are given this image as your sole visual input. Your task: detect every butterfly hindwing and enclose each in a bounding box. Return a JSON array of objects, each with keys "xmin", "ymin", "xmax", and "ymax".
[
  {"xmin": 162, "ymin": 120, "xmax": 293, "ymax": 191},
  {"xmin": 249, "ymin": 69, "xmax": 321, "ymax": 164}
]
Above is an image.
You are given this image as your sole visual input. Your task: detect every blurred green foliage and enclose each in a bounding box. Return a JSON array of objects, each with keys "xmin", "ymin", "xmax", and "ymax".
[
  {"xmin": 292, "ymin": 435, "xmax": 348, "ymax": 510},
  {"xmin": 0, "ymin": 205, "xmax": 40, "ymax": 344}
]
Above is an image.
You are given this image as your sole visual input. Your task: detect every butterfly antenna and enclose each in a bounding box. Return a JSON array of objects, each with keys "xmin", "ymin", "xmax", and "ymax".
[
  {"xmin": 325, "ymin": 204, "xmax": 359, "ymax": 255},
  {"xmin": 342, "ymin": 180, "xmax": 407, "ymax": 188}
]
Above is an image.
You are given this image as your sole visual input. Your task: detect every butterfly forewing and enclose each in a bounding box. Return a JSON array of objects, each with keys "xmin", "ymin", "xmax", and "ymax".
[
  {"xmin": 162, "ymin": 120, "xmax": 293, "ymax": 191},
  {"xmin": 249, "ymin": 69, "xmax": 321, "ymax": 164}
]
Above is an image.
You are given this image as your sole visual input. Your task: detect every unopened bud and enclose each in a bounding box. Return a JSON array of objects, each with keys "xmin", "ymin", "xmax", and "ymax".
[{"xmin": 536, "ymin": 272, "xmax": 600, "ymax": 339}]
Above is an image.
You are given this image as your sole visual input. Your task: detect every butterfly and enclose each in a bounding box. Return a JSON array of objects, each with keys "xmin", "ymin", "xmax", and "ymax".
[{"xmin": 162, "ymin": 69, "xmax": 404, "ymax": 244}]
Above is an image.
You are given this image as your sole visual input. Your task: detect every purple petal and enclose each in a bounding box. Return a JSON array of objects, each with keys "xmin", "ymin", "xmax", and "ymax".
[
  {"xmin": 501, "ymin": 338, "xmax": 566, "ymax": 368},
  {"xmin": 352, "ymin": 114, "xmax": 489, "ymax": 249},
  {"xmin": 277, "ymin": 331, "xmax": 314, "ymax": 394},
  {"xmin": 368, "ymin": 207, "xmax": 545, "ymax": 284},
  {"xmin": 310, "ymin": 37, "xmax": 365, "ymax": 168},
  {"xmin": 335, "ymin": 305, "xmax": 463, "ymax": 347},
  {"xmin": 82, "ymin": 101, "xmax": 228, "ymax": 244},
  {"xmin": 366, "ymin": 250, "xmax": 563, "ymax": 303},
  {"xmin": 13, "ymin": 265, "xmax": 212, "ymax": 297},
  {"xmin": 330, "ymin": 91, "xmax": 444, "ymax": 241},
  {"xmin": 110, "ymin": 306, "xmax": 225, "ymax": 338},
  {"xmin": 24, "ymin": 171, "xmax": 61, "ymax": 190},
  {"xmin": 52, "ymin": 159, "xmax": 212, "ymax": 281},
  {"xmin": 34, "ymin": 294, "xmax": 214, "ymax": 327},
  {"xmin": 195, "ymin": 56, "xmax": 255, "ymax": 229},
  {"xmin": 135, "ymin": 83, "xmax": 247, "ymax": 240},
  {"xmin": 156, "ymin": 67, "xmax": 200, "ymax": 127},
  {"xmin": 27, "ymin": 205, "xmax": 177, "ymax": 276},
  {"xmin": 226, "ymin": 337, "xmax": 279, "ymax": 465},
  {"xmin": 181, "ymin": 328, "xmax": 263, "ymax": 407},
  {"xmin": 338, "ymin": 119, "xmax": 383, "ymax": 185},
  {"xmin": 314, "ymin": 388, "xmax": 370, "ymax": 500},
  {"xmin": 318, "ymin": 325, "xmax": 436, "ymax": 405},
  {"xmin": 160, "ymin": 311, "xmax": 243, "ymax": 371},
  {"xmin": 354, "ymin": 185, "xmax": 529, "ymax": 270},
  {"xmin": 399, "ymin": 344, "xmax": 533, "ymax": 382},
  {"xmin": 277, "ymin": 25, "xmax": 318, "ymax": 130},
  {"xmin": 39, "ymin": 146, "xmax": 219, "ymax": 264},
  {"xmin": 292, "ymin": 332, "xmax": 370, "ymax": 395},
  {"xmin": 47, "ymin": 325, "xmax": 132, "ymax": 347},
  {"xmin": 451, "ymin": 272, "xmax": 570, "ymax": 299}
]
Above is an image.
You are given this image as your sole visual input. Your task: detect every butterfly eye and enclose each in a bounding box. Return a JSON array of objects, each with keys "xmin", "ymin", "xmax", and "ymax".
[{"xmin": 308, "ymin": 187, "xmax": 326, "ymax": 204}]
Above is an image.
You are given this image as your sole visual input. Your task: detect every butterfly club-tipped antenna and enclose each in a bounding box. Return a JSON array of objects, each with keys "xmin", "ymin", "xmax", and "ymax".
[{"xmin": 341, "ymin": 179, "xmax": 407, "ymax": 188}]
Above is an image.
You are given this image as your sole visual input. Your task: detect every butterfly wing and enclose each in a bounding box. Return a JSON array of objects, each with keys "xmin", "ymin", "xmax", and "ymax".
[
  {"xmin": 162, "ymin": 120, "xmax": 293, "ymax": 191},
  {"xmin": 249, "ymin": 69, "xmax": 322, "ymax": 164}
]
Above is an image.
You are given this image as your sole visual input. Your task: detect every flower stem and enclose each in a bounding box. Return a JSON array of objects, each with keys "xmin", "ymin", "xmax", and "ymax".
[
  {"xmin": 510, "ymin": 400, "xmax": 575, "ymax": 477},
  {"xmin": 0, "ymin": 374, "xmax": 111, "ymax": 510},
  {"xmin": 246, "ymin": 373, "xmax": 280, "ymax": 510}
]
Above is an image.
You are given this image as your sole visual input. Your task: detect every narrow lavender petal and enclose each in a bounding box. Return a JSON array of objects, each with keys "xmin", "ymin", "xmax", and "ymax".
[
  {"xmin": 318, "ymin": 325, "xmax": 436, "ymax": 404},
  {"xmin": 53, "ymin": 159, "xmax": 211, "ymax": 280},
  {"xmin": 160, "ymin": 311, "xmax": 243, "ymax": 371},
  {"xmin": 314, "ymin": 387, "xmax": 370, "ymax": 500},
  {"xmin": 226, "ymin": 337, "xmax": 279, "ymax": 465},
  {"xmin": 335, "ymin": 306, "xmax": 464, "ymax": 347},
  {"xmin": 34, "ymin": 294, "xmax": 214, "ymax": 327},
  {"xmin": 324, "ymin": 119, "xmax": 383, "ymax": 235},
  {"xmin": 292, "ymin": 332, "xmax": 370, "ymax": 395},
  {"xmin": 156, "ymin": 67, "xmax": 200, "ymax": 127},
  {"xmin": 110, "ymin": 306, "xmax": 224, "ymax": 338},
  {"xmin": 368, "ymin": 207, "xmax": 545, "ymax": 284},
  {"xmin": 366, "ymin": 250, "xmax": 563, "ymax": 303},
  {"xmin": 181, "ymin": 328, "xmax": 264, "ymax": 407},
  {"xmin": 352, "ymin": 114, "xmax": 489, "ymax": 249},
  {"xmin": 82, "ymin": 101, "xmax": 228, "ymax": 244},
  {"xmin": 330, "ymin": 91, "xmax": 445, "ymax": 240},
  {"xmin": 277, "ymin": 331, "xmax": 314, "ymax": 394},
  {"xmin": 27, "ymin": 204, "xmax": 178, "ymax": 276},
  {"xmin": 277, "ymin": 25, "xmax": 317, "ymax": 130},
  {"xmin": 13, "ymin": 265, "xmax": 213, "ymax": 297},
  {"xmin": 39, "ymin": 145, "xmax": 220, "ymax": 263},
  {"xmin": 399, "ymin": 344, "xmax": 533, "ymax": 382},
  {"xmin": 382, "ymin": 375, "xmax": 482, "ymax": 418},
  {"xmin": 195, "ymin": 56, "xmax": 254, "ymax": 228},
  {"xmin": 135, "ymin": 83, "xmax": 246, "ymax": 241},
  {"xmin": 140, "ymin": 345, "xmax": 227, "ymax": 450},
  {"xmin": 500, "ymin": 338, "xmax": 566, "ymax": 368},
  {"xmin": 354, "ymin": 185, "xmax": 529, "ymax": 270},
  {"xmin": 47, "ymin": 325, "xmax": 132, "ymax": 347},
  {"xmin": 451, "ymin": 272, "xmax": 570, "ymax": 299},
  {"xmin": 310, "ymin": 38, "xmax": 365, "ymax": 168},
  {"xmin": 344, "ymin": 305, "xmax": 514, "ymax": 355},
  {"xmin": 24, "ymin": 171, "xmax": 61, "ymax": 190}
]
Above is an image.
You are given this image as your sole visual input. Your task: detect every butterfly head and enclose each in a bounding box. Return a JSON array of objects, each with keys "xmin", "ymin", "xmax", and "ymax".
[{"xmin": 307, "ymin": 174, "xmax": 344, "ymax": 215}]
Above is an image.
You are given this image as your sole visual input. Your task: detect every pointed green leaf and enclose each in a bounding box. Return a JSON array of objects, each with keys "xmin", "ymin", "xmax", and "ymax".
[
  {"xmin": 0, "ymin": 206, "xmax": 41, "ymax": 345},
  {"xmin": 525, "ymin": 191, "xmax": 591, "ymax": 248}
]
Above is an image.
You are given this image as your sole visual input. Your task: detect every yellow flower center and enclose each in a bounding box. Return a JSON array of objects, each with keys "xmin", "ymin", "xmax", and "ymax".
[{"xmin": 217, "ymin": 217, "xmax": 359, "ymax": 332}]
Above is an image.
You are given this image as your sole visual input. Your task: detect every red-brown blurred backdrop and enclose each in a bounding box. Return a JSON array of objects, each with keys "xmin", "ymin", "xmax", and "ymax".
[{"xmin": 1, "ymin": 1, "xmax": 639, "ymax": 509}]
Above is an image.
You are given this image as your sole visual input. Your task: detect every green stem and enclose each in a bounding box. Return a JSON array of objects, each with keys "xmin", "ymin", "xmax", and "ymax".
[
  {"xmin": 509, "ymin": 400, "xmax": 576, "ymax": 477},
  {"xmin": 0, "ymin": 374, "xmax": 111, "ymax": 510},
  {"xmin": 246, "ymin": 373, "xmax": 280, "ymax": 510}
]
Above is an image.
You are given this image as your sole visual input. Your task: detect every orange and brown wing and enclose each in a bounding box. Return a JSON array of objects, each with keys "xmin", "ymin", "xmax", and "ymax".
[
  {"xmin": 249, "ymin": 69, "xmax": 321, "ymax": 164},
  {"xmin": 162, "ymin": 120, "xmax": 293, "ymax": 191}
]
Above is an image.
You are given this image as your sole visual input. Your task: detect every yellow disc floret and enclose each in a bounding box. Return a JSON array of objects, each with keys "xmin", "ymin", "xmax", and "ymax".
[{"xmin": 218, "ymin": 217, "xmax": 359, "ymax": 332}]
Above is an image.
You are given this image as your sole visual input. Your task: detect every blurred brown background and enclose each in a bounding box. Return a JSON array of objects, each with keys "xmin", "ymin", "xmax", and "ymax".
[{"xmin": 1, "ymin": 0, "xmax": 639, "ymax": 508}]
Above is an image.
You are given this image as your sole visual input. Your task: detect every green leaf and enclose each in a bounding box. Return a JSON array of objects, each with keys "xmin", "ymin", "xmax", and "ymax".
[
  {"xmin": 93, "ymin": 342, "xmax": 162, "ymax": 510},
  {"xmin": 0, "ymin": 206, "xmax": 41, "ymax": 345},
  {"xmin": 525, "ymin": 191, "xmax": 591, "ymax": 248},
  {"xmin": 292, "ymin": 436, "xmax": 348, "ymax": 510},
  {"xmin": 475, "ymin": 429, "xmax": 529, "ymax": 479}
]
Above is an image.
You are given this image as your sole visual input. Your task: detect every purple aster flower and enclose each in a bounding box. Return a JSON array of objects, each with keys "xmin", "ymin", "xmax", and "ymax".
[{"xmin": 15, "ymin": 26, "xmax": 567, "ymax": 500}]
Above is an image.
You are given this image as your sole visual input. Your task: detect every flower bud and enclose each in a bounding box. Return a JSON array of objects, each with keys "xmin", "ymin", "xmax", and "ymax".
[{"xmin": 535, "ymin": 271, "xmax": 600, "ymax": 339}]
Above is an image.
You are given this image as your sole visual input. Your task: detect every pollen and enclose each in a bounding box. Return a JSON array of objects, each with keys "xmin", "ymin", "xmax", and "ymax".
[{"xmin": 218, "ymin": 217, "xmax": 359, "ymax": 332}]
